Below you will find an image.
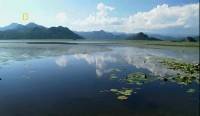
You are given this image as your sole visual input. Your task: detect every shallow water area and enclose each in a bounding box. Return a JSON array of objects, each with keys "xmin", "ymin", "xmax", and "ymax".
[{"xmin": 0, "ymin": 42, "xmax": 199, "ymax": 116}]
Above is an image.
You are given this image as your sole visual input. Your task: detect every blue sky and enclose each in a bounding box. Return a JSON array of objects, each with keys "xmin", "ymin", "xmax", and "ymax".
[{"xmin": 0, "ymin": 0, "xmax": 199, "ymax": 35}]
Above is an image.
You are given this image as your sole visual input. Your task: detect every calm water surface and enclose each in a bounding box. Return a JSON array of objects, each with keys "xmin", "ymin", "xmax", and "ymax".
[{"xmin": 0, "ymin": 43, "xmax": 199, "ymax": 116}]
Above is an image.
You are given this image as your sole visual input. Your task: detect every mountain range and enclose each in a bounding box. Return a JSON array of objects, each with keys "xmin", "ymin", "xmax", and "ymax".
[
  {"xmin": 0, "ymin": 23, "xmax": 83, "ymax": 40},
  {"xmin": 76, "ymin": 30, "xmax": 130, "ymax": 40},
  {"xmin": 0, "ymin": 23, "xmax": 199, "ymax": 41},
  {"xmin": 75, "ymin": 30, "xmax": 199, "ymax": 41},
  {"xmin": 127, "ymin": 32, "xmax": 161, "ymax": 41}
]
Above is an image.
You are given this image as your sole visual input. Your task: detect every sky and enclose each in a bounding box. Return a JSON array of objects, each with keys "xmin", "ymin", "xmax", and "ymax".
[{"xmin": 0, "ymin": 0, "xmax": 199, "ymax": 36}]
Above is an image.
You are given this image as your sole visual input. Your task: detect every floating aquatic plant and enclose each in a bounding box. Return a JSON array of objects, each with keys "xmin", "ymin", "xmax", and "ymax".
[
  {"xmin": 160, "ymin": 58, "xmax": 199, "ymax": 74},
  {"xmin": 125, "ymin": 72, "xmax": 148, "ymax": 85},
  {"xmin": 111, "ymin": 68, "xmax": 121, "ymax": 73},
  {"xmin": 110, "ymin": 74, "xmax": 118, "ymax": 80},
  {"xmin": 108, "ymin": 68, "xmax": 121, "ymax": 80},
  {"xmin": 110, "ymin": 88, "xmax": 133, "ymax": 101},
  {"xmin": 158, "ymin": 58, "xmax": 200, "ymax": 85},
  {"xmin": 117, "ymin": 96, "xmax": 128, "ymax": 100},
  {"xmin": 186, "ymin": 88, "xmax": 195, "ymax": 93}
]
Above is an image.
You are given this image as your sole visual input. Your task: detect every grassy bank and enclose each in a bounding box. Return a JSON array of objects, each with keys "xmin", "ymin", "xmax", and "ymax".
[{"xmin": 117, "ymin": 40, "xmax": 199, "ymax": 47}]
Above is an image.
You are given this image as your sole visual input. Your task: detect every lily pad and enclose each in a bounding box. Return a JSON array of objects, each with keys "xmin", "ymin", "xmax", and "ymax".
[
  {"xmin": 125, "ymin": 72, "xmax": 147, "ymax": 85},
  {"xmin": 110, "ymin": 88, "xmax": 133, "ymax": 101},
  {"xmin": 110, "ymin": 89, "xmax": 118, "ymax": 92},
  {"xmin": 111, "ymin": 68, "xmax": 121, "ymax": 73},
  {"xmin": 158, "ymin": 58, "xmax": 200, "ymax": 85},
  {"xmin": 118, "ymin": 89, "xmax": 133, "ymax": 96},
  {"xmin": 186, "ymin": 89, "xmax": 195, "ymax": 93},
  {"xmin": 117, "ymin": 96, "xmax": 128, "ymax": 100},
  {"xmin": 160, "ymin": 59, "xmax": 199, "ymax": 74},
  {"xmin": 110, "ymin": 74, "xmax": 118, "ymax": 79}
]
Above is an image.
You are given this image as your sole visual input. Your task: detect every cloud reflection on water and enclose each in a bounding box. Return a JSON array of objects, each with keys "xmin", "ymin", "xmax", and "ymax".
[
  {"xmin": 55, "ymin": 55, "xmax": 68, "ymax": 68},
  {"xmin": 73, "ymin": 47, "xmax": 186, "ymax": 77},
  {"xmin": 0, "ymin": 45, "xmax": 198, "ymax": 78},
  {"xmin": 74, "ymin": 53, "xmax": 117, "ymax": 76}
]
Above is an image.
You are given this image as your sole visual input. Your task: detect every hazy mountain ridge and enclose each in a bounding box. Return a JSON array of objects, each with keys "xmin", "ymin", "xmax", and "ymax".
[
  {"xmin": 0, "ymin": 23, "xmax": 199, "ymax": 41},
  {"xmin": 76, "ymin": 30, "xmax": 162, "ymax": 40},
  {"xmin": 76, "ymin": 30, "xmax": 129, "ymax": 40},
  {"xmin": 126, "ymin": 32, "xmax": 161, "ymax": 41},
  {"xmin": 0, "ymin": 23, "xmax": 83, "ymax": 40}
]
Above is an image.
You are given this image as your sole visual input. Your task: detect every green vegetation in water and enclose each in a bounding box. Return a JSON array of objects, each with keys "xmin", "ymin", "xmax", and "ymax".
[
  {"xmin": 110, "ymin": 88, "xmax": 133, "ymax": 101},
  {"xmin": 169, "ymin": 73, "xmax": 197, "ymax": 85},
  {"xmin": 108, "ymin": 68, "xmax": 121, "ymax": 80},
  {"xmin": 110, "ymin": 74, "xmax": 118, "ymax": 80},
  {"xmin": 110, "ymin": 68, "xmax": 121, "ymax": 73},
  {"xmin": 118, "ymin": 40, "xmax": 200, "ymax": 48},
  {"xmin": 159, "ymin": 58, "xmax": 200, "ymax": 85},
  {"xmin": 160, "ymin": 58, "xmax": 199, "ymax": 74},
  {"xmin": 117, "ymin": 96, "xmax": 128, "ymax": 100},
  {"xmin": 186, "ymin": 88, "xmax": 195, "ymax": 93},
  {"xmin": 105, "ymin": 62, "xmax": 199, "ymax": 101},
  {"xmin": 125, "ymin": 72, "xmax": 148, "ymax": 85}
]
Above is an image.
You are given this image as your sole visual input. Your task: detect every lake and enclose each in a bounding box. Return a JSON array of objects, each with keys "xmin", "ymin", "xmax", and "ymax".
[{"xmin": 0, "ymin": 42, "xmax": 199, "ymax": 116}]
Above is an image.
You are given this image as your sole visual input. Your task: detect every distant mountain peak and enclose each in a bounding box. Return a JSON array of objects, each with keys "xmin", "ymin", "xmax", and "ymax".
[
  {"xmin": 0, "ymin": 23, "xmax": 24, "ymax": 31},
  {"xmin": 76, "ymin": 30, "xmax": 128, "ymax": 40},
  {"xmin": 99, "ymin": 30, "xmax": 105, "ymax": 32},
  {"xmin": 8, "ymin": 23, "xmax": 24, "ymax": 27},
  {"xmin": 26, "ymin": 22, "xmax": 45, "ymax": 28},
  {"xmin": 26, "ymin": 22, "xmax": 38, "ymax": 26},
  {"xmin": 127, "ymin": 32, "xmax": 161, "ymax": 41},
  {"xmin": 9, "ymin": 23, "xmax": 21, "ymax": 26},
  {"xmin": 136, "ymin": 32, "xmax": 148, "ymax": 38},
  {"xmin": 0, "ymin": 22, "xmax": 84, "ymax": 40}
]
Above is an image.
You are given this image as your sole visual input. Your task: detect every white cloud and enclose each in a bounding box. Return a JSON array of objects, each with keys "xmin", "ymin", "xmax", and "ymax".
[
  {"xmin": 75, "ymin": 3, "xmax": 123, "ymax": 31},
  {"xmin": 124, "ymin": 3, "xmax": 199, "ymax": 32},
  {"xmin": 74, "ymin": 3, "xmax": 199, "ymax": 35},
  {"xmin": 96, "ymin": 2, "xmax": 114, "ymax": 17}
]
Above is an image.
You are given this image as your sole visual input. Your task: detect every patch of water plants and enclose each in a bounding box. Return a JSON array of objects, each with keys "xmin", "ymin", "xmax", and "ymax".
[
  {"xmin": 109, "ymin": 68, "xmax": 149, "ymax": 85},
  {"xmin": 110, "ymin": 88, "xmax": 133, "ymax": 100},
  {"xmin": 101, "ymin": 58, "xmax": 199, "ymax": 101},
  {"xmin": 158, "ymin": 57, "xmax": 200, "ymax": 85},
  {"xmin": 110, "ymin": 74, "xmax": 118, "ymax": 80},
  {"xmin": 160, "ymin": 58, "xmax": 199, "ymax": 74},
  {"xmin": 125, "ymin": 72, "xmax": 148, "ymax": 85},
  {"xmin": 108, "ymin": 68, "xmax": 121, "ymax": 80},
  {"xmin": 110, "ymin": 68, "xmax": 121, "ymax": 73},
  {"xmin": 105, "ymin": 71, "xmax": 149, "ymax": 101},
  {"xmin": 186, "ymin": 88, "xmax": 195, "ymax": 93}
]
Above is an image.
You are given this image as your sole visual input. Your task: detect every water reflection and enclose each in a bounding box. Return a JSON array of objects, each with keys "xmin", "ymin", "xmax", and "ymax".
[
  {"xmin": 0, "ymin": 44, "xmax": 199, "ymax": 116},
  {"xmin": 73, "ymin": 47, "xmax": 197, "ymax": 77},
  {"xmin": 74, "ymin": 54, "xmax": 117, "ymax": 76},
  {"xmin": 55, "ymin": 55, "xmax": 68, "ymax": 68},
  {"xmin": 1, "ymin": 45, "xmax": 198, "ymax": 78},
  {"xmin": 0, "ymin": 44, "xmax": 110, "ymax": 65}
]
